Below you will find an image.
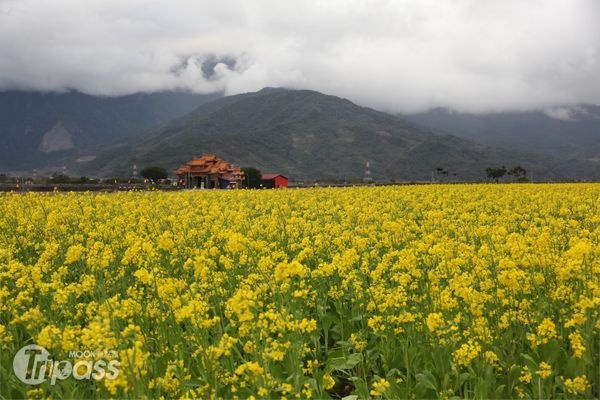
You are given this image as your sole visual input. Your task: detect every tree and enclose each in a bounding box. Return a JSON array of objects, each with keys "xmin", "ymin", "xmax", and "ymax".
[
  {"xmin": 435, "ymin": 167, "xmax": 450, "ymax": 181},
  {"xmin": 77, "ymin": 176, "xmax": 98, "ymax": 184},
  {"xmin": 241, "ymin": 167, "xmax": 262, "ymax": 188},
  {"xmin": 49, "ymin": 173, "xmax": 72, "ymax": 184},
  {"xmin": 140, "ymin": 166, "xmax": 168, "ymax": 181},
  {"xmin": 485, "ymin": 166, "xmax": 507, "ymax": 182},
  {"xmin": 508, "ymin": 166, "xmax": 527, "ymax": 181}
]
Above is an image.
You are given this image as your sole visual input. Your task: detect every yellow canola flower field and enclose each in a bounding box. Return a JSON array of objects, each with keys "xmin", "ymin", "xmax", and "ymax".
[{"xmin": 0, "ymin": 184, "xmax": 598, "ymax": 399}]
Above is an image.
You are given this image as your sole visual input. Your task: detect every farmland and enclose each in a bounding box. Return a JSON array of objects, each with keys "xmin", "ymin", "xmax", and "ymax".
[{"xmin": 0, "ymin": 184, "xmax": 598, "ymax": 399}]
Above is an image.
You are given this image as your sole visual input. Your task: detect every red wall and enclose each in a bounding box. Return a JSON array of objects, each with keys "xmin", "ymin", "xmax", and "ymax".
[{"xmin": 274, "ymin": 176, "xmax": 288, "ymax": 188}]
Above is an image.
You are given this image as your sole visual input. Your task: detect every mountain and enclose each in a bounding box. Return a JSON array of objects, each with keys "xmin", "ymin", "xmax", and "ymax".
[
  {"xmin": 83, "ymin": 88, "xmax": 600, "ymax": 181},
  {"xmin": 0, "ymin": 90, "xmax": 219, "ymax": 174},
  {"xmin": 404, "ymin": 106, "xmax": 600, "ymax": 160}
]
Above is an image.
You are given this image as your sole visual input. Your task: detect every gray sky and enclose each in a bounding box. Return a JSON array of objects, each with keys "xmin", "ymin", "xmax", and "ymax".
[{"xmin": 0, "ymin": 0, "xmax": 598, "ymax": 113}]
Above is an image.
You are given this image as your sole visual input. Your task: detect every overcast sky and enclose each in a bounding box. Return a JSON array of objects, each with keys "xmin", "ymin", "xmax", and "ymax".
[{"xmin": 0, "ymin": 0, "xmax": 598, "ymax": 113}]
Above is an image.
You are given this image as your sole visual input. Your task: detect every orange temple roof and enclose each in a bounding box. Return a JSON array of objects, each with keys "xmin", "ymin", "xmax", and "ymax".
[{"xmin": 175, "ymin": 154, "xmax": 243, "ymax": 178}]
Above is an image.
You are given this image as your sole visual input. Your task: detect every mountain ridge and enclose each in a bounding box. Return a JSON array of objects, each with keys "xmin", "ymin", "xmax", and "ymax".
[
  {"xmin": 1, "ymin": 88, "xmax": 598, "ymax": 180},
  {"xmin": 82, "ymin": 88, "xmax": 600, "ymax": 181},
  {"xmin": 404, "ymin": 106, "xmax": 600, "ymax": 159},
  {"xmin": 0, "ymin": 90, "xmax": 219, "ymax": 173}
]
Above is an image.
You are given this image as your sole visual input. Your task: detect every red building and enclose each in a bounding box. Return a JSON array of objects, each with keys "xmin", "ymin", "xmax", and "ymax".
[{"xmin": 261, "ymin": 173, "xmax": 288, "ymax": 188}]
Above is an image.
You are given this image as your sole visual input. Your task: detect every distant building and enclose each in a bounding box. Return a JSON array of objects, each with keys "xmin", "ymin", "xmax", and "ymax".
[
  {"xmin": 261, "ymin": 173, "xmax": 288, "ymax": 188},
  {"xmin": 175, "ymin": 154, "xmax": 244, "ymax": 189}
]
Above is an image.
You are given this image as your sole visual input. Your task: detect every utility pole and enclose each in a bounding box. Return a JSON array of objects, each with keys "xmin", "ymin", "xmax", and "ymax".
[{"xmin": 363, "ymin": 161, "xmax": 373, "ymax": 184}]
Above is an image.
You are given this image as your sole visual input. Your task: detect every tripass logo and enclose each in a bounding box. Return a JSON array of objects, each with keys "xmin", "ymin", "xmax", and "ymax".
[{"xmin": 13, "ymin": 344, "xmax": 120, "ymax": 385}]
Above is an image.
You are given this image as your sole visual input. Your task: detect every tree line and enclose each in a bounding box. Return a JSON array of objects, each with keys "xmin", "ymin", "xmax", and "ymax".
[{"xmin": 485, "ymin": 165, "xmax": 528, "ymax": 182}]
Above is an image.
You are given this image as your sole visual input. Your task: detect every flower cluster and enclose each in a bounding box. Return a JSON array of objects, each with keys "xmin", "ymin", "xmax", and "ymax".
[{"xmin": 0, "ymin": 184, "xmax": 598, "ymax": 399}]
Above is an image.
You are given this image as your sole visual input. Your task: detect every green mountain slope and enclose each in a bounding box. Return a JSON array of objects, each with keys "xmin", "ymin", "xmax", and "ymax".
[
  {"xmin": 405, "ymin": 107, "xmax": 600, "ymax": 160},
  {"xmin": 0, "ymin": 90, "xmax": 219, "ymax": 173},
  {"xmin": 85, "ymin": 89, "xmax": 600, "ymax": 181}
]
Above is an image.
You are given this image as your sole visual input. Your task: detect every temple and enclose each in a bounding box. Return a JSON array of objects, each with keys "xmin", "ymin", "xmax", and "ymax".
[{"xmin": 175, "ymin": 154, "xmax": 244, "ymax": 189}]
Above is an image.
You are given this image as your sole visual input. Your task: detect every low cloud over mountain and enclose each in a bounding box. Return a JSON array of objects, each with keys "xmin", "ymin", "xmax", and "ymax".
[{"xmin": 1, "ymin": 0, "xmax": 599, "ymax": 114}]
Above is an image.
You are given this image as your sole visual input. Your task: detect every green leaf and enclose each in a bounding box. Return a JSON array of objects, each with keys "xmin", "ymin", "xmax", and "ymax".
[
  {"xmin": 352, "ymin": 378, "xmax": 370, "ymax": 399},
  {"xmin": 346, "ymin": 353, "xmax": 363, "ymax": 367},
  {"xmin": 327, "ymin": 352, "xmax": 363, "ymax": 371},
  {"xmin": 494, "ymin": 384, "xmax": 506, "ymax": 396},
  {"xmin": 458, "ymin": 372, "xmax": 472, "ymax": 385},
  {"xmin": 320, "ymin": 314, "xmax": 337, "ymax": 332},
  {"xmin": 539, "ymin": 339, "xmax": 560, "ymax": 363},
  {"xmin": 415, "ymin": 371, "xmax": 438, "ymax": 391},
  {"xmin": 386, "ymin": 368, "xmax": 402, "ymax": 378},
  {"xmin": 520, "ymin": 353, "xmax": 538, "ymax": 371},
  {"xmin": 555, "ymin": 375, "xmax": 565, "ymax": 390}
]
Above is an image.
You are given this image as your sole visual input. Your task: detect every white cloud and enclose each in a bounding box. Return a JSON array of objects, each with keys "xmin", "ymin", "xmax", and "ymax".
[
  {"xmin": 544, "ymin": 107, "xmax": 576, "ymax": 121},
  {"xmin": 543, "ymin": 106, "xmax": 590, "ymax": 121},
  {"xmin": 0, "ymin": 0, "xmax": 598, "ymax": 113}
]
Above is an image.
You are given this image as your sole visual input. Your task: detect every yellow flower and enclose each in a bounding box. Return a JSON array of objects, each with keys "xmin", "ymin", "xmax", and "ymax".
[
  {"xmin": 350, "ymin": 333, "xmax": 367, "ymax": 352},
  {"xmin": 287, "ymin": 317, "xmax": 317, "ymax": 333},
  {"xmin": 323, "ymin": 374, "xmax": 335, "ymax": 390},
  {"xmin": 65, "ymin": 244, "xmax": 85, "ymax": 264},
  {"xmin": 563, "ymin": 376, "xmax": 591, "ymax": 394},
  {"xmin": 301, "ymin": 383, "xmax": 313, "ymax": 398},
  {"xmin": 235, "ymin": 361, "xmax": 264, "ymax": 376},
  {"xmin": 426, "ymin": 313, "xmax": 445, "ymax": 335},
  {"xmin": 26, "ymin": 388, "xmax": 45, "ymax": 399},
  {"xmin": 157, "ymin": 232, "xmax": 175, "ymax": 251},
  {"xmin": 243, "ymin": 340, "xmax": 256, "ymax": 354},
  {"xmin": 536, "ymin": 362, "xmax": 552, "ymax": 379},
  {"xmin": 209, "ymin": 334, "xmax": 238, "ymax": 359},
  {"xmin": 134, "ymin": 267, "xmax": 153, "ymax": 284},
  {"xmin": 519, "ymin": 366, "xmax": 532, "ymax": 383},
  {"xmin": 368, "ymin": 315, "xmax": 385, "ymax": 333},
  {"xmin": 153, "ymin": 361, "xmax": 184, "ymax": 396},
  {"xmin": 568, "ymin": 331, "xmax": 585, "ymax": 358},
  {"xmin": 484, "ymin": 351, "xmax": 499, "ymax": 365},
  {"xmin": 37, "ymin": 325, "xmax": 61, "ymax": 349},
  {"xmin": 274, "ymin": 260, "xmax": 308, "ymax": 282},
  {"xmin": 0, "ymin": 324, "xmax": 12, "ymax": 349},
  {"xmin": 529, "ymin": 318, "xmax": 557, "ymax": 347},
  {"xmin": 370, "ymin": 378, "xmax": 390, "ymax": 397},
  {"xmin": 453, "ymin": 340, "xmax": 481, "ymax": 367}
]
